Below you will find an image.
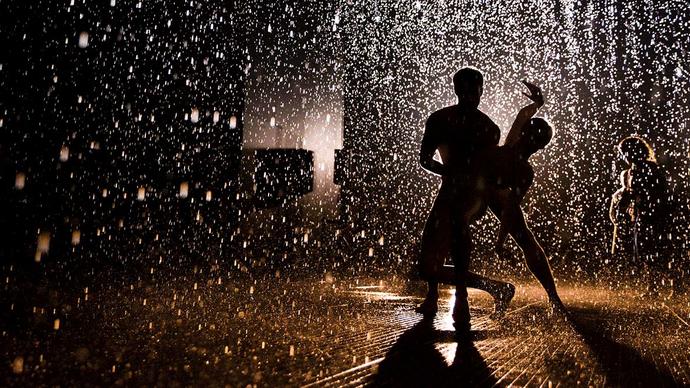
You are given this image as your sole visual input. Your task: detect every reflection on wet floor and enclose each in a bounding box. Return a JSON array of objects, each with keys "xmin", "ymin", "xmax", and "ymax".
[{"xmin": 2, "ymin": 276, "xmax": 689, "ymax": 386}]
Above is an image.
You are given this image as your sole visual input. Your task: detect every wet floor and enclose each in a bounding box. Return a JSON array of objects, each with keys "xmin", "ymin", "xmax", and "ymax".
[{"xmin": 2, "ymin": 275, "xmax": 689, "ymax": 386}]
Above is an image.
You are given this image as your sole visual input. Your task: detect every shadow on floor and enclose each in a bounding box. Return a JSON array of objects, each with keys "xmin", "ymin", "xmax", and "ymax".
[
  {"xmin": 565, "ymin": 308, "xmax": 679, "ymax": 387},
  {"xmin": 370, "ymin": 317, "xmax": 499, "ymax": 387}
]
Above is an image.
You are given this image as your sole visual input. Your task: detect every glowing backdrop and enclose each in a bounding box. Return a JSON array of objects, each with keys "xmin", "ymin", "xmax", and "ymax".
[{"xmin": 339, "ymin": 0, "xmax": 690, "ymax": 278}]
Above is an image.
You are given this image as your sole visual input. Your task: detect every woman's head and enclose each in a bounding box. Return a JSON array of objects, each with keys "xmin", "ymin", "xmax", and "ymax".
[
  {"xmin": 519, "ymin": 117, "xmax": 553, "ymax": 155},
  {"xmin": 618, "ymin": 136, "xmax": 655, "ymax": 164}
]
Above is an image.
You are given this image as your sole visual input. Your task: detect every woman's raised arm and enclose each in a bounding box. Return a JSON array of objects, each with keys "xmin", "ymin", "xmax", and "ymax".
[{"xmin": 504, "ymin": 81, "xmax": 544, "ymax": 146}]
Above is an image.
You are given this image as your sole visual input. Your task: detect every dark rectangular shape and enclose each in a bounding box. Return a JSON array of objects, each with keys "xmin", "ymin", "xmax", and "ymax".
[
  {"xmin": 253, "ymin": 149, "xmax": 314, "ymax": 208},
  {"xmin": 334, "ymin": 148, "xmax": 346, "ymax": 185}
]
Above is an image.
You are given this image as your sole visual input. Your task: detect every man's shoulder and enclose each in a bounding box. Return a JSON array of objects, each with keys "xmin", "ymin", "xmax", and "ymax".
[
  {"xmin": 475, "ymin": 109, "xmax": 499, "ymax": 127},
  {"xmin": 633, "ymin": 161, "xmax": 664, "ymax": 177},
  {"xmin": 427, "ymin": 105, "xmax": 457, "ymax": 121},
  {"xmin": 426, "ymin": 106, "xmax": 499, "ymax": 129}
]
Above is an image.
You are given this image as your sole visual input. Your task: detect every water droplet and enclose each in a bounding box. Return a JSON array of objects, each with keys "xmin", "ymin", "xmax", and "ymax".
[
  {"xmin": 71, "ymin": 230, "xmax": 81, "ymax": 246},
  {"xmin": 137, "ymin": 186, "xmax": 146, "ymax": 201},
  {"xmin": 11, "ymin": 357, "xmax": 23, "ymax": 374},
  {"xmin": 179, "ymin": 182, "xmax": 189, "ymax": 198},
  {"xmin": 78, "ymin": 32, "xmax": 89, "ymax": 48},
  {"xmin": 59, "ymin": 145, "xmax": 69, "ymax": 162},
  {"xmin": 190, "ymin": 108, "xmax": 199, "ymax": 123},
  {"xmin": 14, "ymin": 172, "xmax": 25, "ymax": 190}
]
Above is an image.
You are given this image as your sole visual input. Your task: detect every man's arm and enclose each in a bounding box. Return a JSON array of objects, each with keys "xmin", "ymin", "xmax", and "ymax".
[
  {"xmin": 419, "ymin": 115, "xmax": 445, "ymax": 176},
  {"xmin": 609, "ymin": 190, "xmax": 623, "ymax": 225},
  {"xmin": 610, "ymin": 188, "xmax": 633, "ymax": 225}
]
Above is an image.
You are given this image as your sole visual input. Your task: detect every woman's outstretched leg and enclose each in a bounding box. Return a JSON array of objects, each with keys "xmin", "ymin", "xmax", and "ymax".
[{"xmin": 504, "ymin": 205, "xmax": 565, "ymax": 312}]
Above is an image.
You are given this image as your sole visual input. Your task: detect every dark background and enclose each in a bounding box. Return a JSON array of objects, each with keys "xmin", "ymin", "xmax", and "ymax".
[
  {"xmin": 1, "ymin": 0, "xmax": 689, "ymax": 288},
  {"xmin": 1, "ymin": 0, "xmax": 245, "ymax": 279}
]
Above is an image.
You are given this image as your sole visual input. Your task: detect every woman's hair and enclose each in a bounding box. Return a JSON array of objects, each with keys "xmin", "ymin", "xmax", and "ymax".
[
  {"xmin": 520, "ymin": 117, "xmax": 553, "ymax": 151},
  {"xmin": 618, "ymin": 136, "xmax": 656, "ymax": 163}
]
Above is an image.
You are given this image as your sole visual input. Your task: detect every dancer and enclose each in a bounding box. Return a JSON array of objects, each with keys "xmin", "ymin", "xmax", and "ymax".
[
  {"xmin": 417, "ymin": 72, "xmax": 565, "ymax": 333},
  {"xmin": 481, "ymin": 84, "xmax": 565, "ymax": 314},
  {"xmin": 417, "ymin": 67, "xmax": 505, "ymax": 331},
  {"xmin": 492, "ymin": 81, "xmax": 547, "ymax": 250}
]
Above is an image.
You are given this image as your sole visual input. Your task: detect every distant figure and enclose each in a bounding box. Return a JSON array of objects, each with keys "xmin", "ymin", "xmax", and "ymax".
[
  {"xmin": 609, "ymin": 136, "xmax": 671, "ymax": 296},
  {"xmin": 417, "ymin": 68, "xmax": 565, "ymax": 334}
]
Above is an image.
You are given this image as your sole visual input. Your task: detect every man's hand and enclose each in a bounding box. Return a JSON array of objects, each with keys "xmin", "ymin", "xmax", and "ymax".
[{"xmin": 521, "ymin": 80, "xmax": 544, "ymax": 107}]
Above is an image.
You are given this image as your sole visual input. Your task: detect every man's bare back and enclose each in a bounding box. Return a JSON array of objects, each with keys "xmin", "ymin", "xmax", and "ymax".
[{"xmin": 421, "ymin": 105, "xmax": 500, "ymax": 183}]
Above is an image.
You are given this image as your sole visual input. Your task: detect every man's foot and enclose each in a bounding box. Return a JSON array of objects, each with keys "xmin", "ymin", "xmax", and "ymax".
[
  {"xmin": 454, "ymin": 320, "xmax": 471, "ymax": 339},
  {"xmin": 415, "ymin": 296, "xmax": 438, "ymax": 317},
  {"xmin": 452, "ymin": 298, "xmax": 471, "ymax": 336},
  {"xmin": 489, "ymin": 283, "xmax": 515, "ymax": 320}
]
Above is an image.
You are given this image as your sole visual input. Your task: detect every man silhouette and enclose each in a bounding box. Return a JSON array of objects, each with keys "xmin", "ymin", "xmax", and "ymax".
[
  {"xmin": 610, "ymin": 136, "xmax": 672, "ymax": 296},
  {"xmin": 417, "ymin": 68, "xmax": 565, "ymax": 334}
]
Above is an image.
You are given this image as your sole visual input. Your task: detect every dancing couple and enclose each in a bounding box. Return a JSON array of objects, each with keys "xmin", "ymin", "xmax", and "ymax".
[{"xmin": 416, "ymin": 67, "xmax": 566, "ymax": 334}]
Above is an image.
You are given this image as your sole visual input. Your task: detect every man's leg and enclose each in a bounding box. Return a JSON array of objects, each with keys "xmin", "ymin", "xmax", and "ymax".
[
  {"xmin": 450, "ymin": 219, "xmax": 471, "ymax": 333},
  {"xmin": 451, "ymin": 198, "xmax": 517, "ymax": 316},
  {"xmin": 416, "ymin": 195, "xmax": 452, "ymax": 316},
  {"xmin": 418, "ymin": 192, "xmax": 515, "ymax": 319},
  {"xmin": 416, "ymin": 245, "xmax": 440, "ymax": 316}
]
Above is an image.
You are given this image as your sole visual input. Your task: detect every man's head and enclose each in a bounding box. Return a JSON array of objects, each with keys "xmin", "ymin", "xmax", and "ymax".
[
  {"xmin": 618, "ymin": 136, "xmax": 655, "ymax": 164},
  {"xmin": 453, "ymin": 67, "xmax": 483, "ymax": 109},
  {"xmin": 519, "ymin": 118, "xmax": 553, "ymax": 155}
]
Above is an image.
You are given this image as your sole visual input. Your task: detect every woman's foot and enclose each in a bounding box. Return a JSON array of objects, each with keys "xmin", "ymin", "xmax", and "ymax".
[
  {"xmin": 548, "ymin": 297, "xmax": 569, "ymax": 321},
  {"xmin": 490, "ymin": 283, "xmax": 515, "ymax": 319}
]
